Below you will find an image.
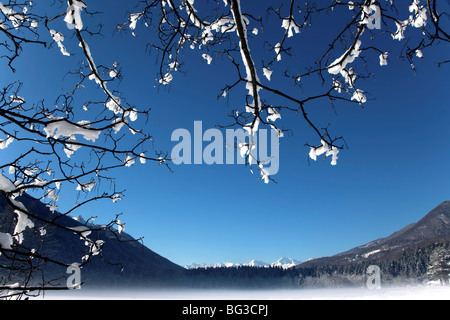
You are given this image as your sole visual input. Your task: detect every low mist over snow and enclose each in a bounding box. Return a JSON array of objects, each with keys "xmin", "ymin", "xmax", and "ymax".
[{"xmin": 37, "ymin": 284, "xmax": 450, "ymax": 300}]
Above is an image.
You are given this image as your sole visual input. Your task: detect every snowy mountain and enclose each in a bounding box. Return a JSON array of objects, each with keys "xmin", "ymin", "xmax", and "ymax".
[
  {"xmin": 271, "ymin": 257, "xmax": 302, "ymax": 269},
  {"xmin": 185, "ymin": 257, "xmax": 301, "ymax": 270},
  {"xmin": 244, "ymin": 259, "xmax": 270, "ymax": 268}
]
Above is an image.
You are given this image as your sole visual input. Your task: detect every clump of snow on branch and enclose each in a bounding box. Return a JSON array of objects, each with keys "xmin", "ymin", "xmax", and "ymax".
[
  {"xmin": 263, "ymin": 67, "xmax": 273, "ymax": 81},
  {"xmin": 76, "ymin": 181, "xmax": 96, "ymax": 193},
  {"xmin": 44, "ymin": 118, "xmax": 100, "ymax": 143},
  {"xmin": 392, "ymin": 0, "xmax": 427, "ymax": 40},
  {"xmin": 282, "ymin": 17, "xmax": 300, "ymax": 38},
  {"xmin": 409, "ymin": 0, "xmax": 427, "ymax": 28},
  {"xmin": 351, "ymin": 89, "xmax": 367, "ymax": 104},
  {"xmin": 202, "ymin": 53, "xmax": 213, "ymax": 64},
  {"xmin": 13, "ymin": 209, "xmax": 34, "ymax": 244},
  {"xmin": 124, "ymin": 155, "xmax": 135, "ymax": 167},
  {"xmin": 0, "ymin": 3, "xmax": 29, "ymax": 29},
  {"xmin": 116, "ymin": 220, "xmax": 125, "ymax": 234},
  {"xmin": 379, "ymin": 52, "xmax": 389, "ymax": 66},
  {"xmin": 0, "ymin": 135, "xmax": 14, "ymax": 149},
  {"xmin": 129, "ymin": 13, "xmax": 143, "ymax": 31},
  {"xmin": 328, "ymin": 40, "xmax": 362, "ymax": 76},
  {"xmin": 309, "ymin": 140, "xmax": 339, "ymax": 166},
  {"xmin": 49, "ymin": 30, "xmax": 71, "ymax": 57},
  {"xmin": 64, "ymin": 0, "xmax": 86, "ymax": 30},
  {"xmin": 0, "ymin": 172, "xmax": 16, "ymax": 193},
  {"xmin": 266, "ymin": 107, "xmax": 281, "ymax": 123}
]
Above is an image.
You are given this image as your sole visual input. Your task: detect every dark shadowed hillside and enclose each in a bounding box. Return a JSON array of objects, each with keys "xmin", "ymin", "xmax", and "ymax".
[{"xmin": 0, "ymin": 194, "xmax": 184, "ymax": 289}]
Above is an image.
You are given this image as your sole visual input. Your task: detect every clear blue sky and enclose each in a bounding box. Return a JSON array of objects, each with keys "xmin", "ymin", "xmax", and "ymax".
[{"xmin": 2, "ymin": 0, "xmax": 449, "ymax": 267}]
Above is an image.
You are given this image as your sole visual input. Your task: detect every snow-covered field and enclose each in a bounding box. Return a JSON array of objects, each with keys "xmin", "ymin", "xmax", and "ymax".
[{"xmin": 37, "ymin": 285, "xmax": 450, "ymax": 300}]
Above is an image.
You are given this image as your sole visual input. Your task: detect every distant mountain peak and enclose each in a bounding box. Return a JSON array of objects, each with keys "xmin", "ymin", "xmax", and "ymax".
[
  {"xmin": 244, "ymin": 259, "xmax": 269, "ymax": 267},
  {"xmin": 271, "ymin": 257, "xmax": 302, "ymax": 268},
  {"xmin": 185, "ymin": 257, "xmax": 301, "ymax": 270}
]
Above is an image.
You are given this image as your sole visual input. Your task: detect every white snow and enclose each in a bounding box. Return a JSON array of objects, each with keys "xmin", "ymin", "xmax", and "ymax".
[
  {"xmin": 266, "ymin": 107, "xmax": 281, "ymax": 122},
  {"xmin": 231, "ymin": 0, "xmax": 262, "ymax": 124},
  {"xmin": 129, "ymin": 13, "xmax": 142, "ymax": 30},
  {"xmin": 112, "ymin": 118, "xmax": 126, "ymax": 134},
  {"xmin": 116, "ymin": 220, "xmax": 125, "ymax": 234},
  {"xmin": 351, "ymin": 89, "xmax": 367, "ymax": 104},
  {"xmin": 409, "ymin": 0, "xmax": 427, "ymax": 28},
  {"xmin": 36, "ymin": 285, "xmax": 450, "ymax": 300},
  {"xmin": 0, "ymin": 136, "xmax": 14, "ymax": 150},
  {"xmin": 159, "ymin": 72, "xmax": 173, "ymax": 85},
  {"xmin": 282, "ymin": 18, "xmax": 300, "ymax": 38},
  {"xmin": 392, "ymin": 20, "xmax": 409, "ymax": 41},
  {"xmin": 139, "ymin": 153, "xmax": 146, "ymax": 164},
  {"xmin": 244, "ymin": 259, "xmax": 269, "ymax": 268},
  {"xmin": 270, "ymin": 257, "xmax": 302, "ymax": 269},
  {"xmin": 109, "ymin": 69, "xmax": 118, "ymax": 78},
  {"xmin": 49, "ymin": 29, "xmax": 71, "ymax": 57},
  {"xmin": 63, "ymin": 136, "xmax": 82, "ymax": 158},
  {"xmin": 309, "ymin": 140, "xmax": 339, "ymax": 166},
  {"xmin": 111, "ymin": 194, "xmax": 122, "ymax": 203},
  {"xmin": 362, "ymin": 249, "xmax": 382, "ymax": 258},
  {"xmin": 106, "ymin": 97, "xmax": 123, "ymax": 115},
  {"xmin": 64, "ymin": 0, "xmax": 86, "ymax": 30},
  {"xmin": 202, "ymin": 54, "xmax": 213, "ymax": 65},
  {"xmin": 0, "ymin": 3, "xmax": 26, "ymax": 29},
  {"xmin": 263, "ymin": 67, "xmax": 272, "ymax": 81},
  {"xmin": 274, "ymin": 43, "xmax": 282, "ymax": 61},
  {"xmin": 0, "ymin": 173, "xmax": 16, "ymax": 192},
  {"xmin": 124, "ymin": 155, "xmax": 135, "ymax": 167},
  {"xmin": 13, "ymin": 209, "xmax": 34, "ymax": 244},
  {"xmin": 360, "ymin": 1, "xmax": 381, "ymax": 29},
  {"xmin": 76, "ymin": 181, "xmax": 96, "ymax": 192},
  {"xmin": 68, "ymin": 226, "xmax": 92, "ymax": 238},
  {"xmin": 128, "ymin": 108, "xmax": 138, "ymax": 122},
  {"xmin": 379, "ymin": 52, "xmax": 389, "ymax": 66},
  {"xmin": 44, "ymin": 118, "xmax": 100, "ymax": 143},
  {"xmin": 328, "ymin": 40, "xmax": 362, "ymax": 75}
]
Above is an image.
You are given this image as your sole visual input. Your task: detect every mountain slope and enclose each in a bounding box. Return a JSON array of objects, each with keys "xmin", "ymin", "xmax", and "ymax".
[
  {"xmin": 271, "ymin": 257, "xmax": 301, "ymax": 269},
  {"xmin": 0, "ymin": 194, "xmax": 183, "ymax": 288},
  {"xmin": 298, "ymin": 201, "xmax": 450, "ymax": 268}
]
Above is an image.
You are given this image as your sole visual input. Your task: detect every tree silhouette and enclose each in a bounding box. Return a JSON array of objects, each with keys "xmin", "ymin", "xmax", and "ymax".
[{"xmin": 0, "ymin": 0, "xmax": 448, "ymax": 298}]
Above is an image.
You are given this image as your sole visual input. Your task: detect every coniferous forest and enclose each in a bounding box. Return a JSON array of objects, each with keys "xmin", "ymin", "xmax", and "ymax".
[{"xmin": 181, "ymin": 240, "xmax": 450, "ymax": 289}]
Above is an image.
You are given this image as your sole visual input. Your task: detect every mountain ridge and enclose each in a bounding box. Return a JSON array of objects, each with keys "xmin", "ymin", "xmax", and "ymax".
[
  {"xmin": 0, "ymin": 194, "xmax": 184, "ymax": 288},
  {"xmin": 298, "ymin": 201, "xmax": 450, "ymax": 269}
]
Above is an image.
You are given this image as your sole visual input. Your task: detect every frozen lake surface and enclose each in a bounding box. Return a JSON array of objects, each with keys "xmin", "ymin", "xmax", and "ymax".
[{"xmin": 37, "ymin": 285, "xmax": 450, "ymax": 300}]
